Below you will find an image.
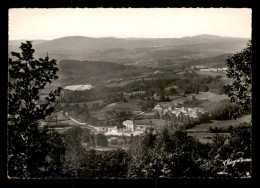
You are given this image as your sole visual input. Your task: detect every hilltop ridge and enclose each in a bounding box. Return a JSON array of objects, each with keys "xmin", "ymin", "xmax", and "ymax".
[{"xmin": 8, "ymin": 34, "xmax": 250, "ymax": 66}]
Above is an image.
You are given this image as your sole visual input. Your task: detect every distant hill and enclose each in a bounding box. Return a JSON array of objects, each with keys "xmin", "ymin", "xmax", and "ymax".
[
  {"xmin": 9, "ymin": 39, "xmax": 49, "ymax": 46},
  {"xmin": 58, "ymin": 60, "xmax": 141, "ymax": 85},
  {"xmin": 8, "ymin": 34, "xmax": 249, "ymax": 66},
  {"xmin": 33, "ymin": 36, "xmax": 184, "ymax": 50},
  {"xmin": 184, "ymin": 53, "xmax": 233, "ymax": 68},
  {"xmin": 30, "ymin": 34, "xmax": 249, "ymax": 51}
]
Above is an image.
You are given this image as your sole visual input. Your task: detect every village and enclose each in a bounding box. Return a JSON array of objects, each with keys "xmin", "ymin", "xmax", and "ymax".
[
  {"xmin": 190, "ymin": 65, "xmax": 228, "ymax": 72},
  {"xmin": 40, "ymin": 94, "xmax": 211, "ymax": 150},
  {"xmin": 153, "ymin": 102, "xmax": 207, "ymax": 118}
]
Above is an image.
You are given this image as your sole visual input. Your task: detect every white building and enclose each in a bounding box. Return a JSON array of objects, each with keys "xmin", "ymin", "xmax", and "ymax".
[
  {"xmin": 154, "ymin": 104, "xmax": 162, "ymax": 110},
  {"xmin": 222, "ymin": 68, "xmax": 228, "ymax": 71},
  {"xmin": 94, "ymin": 127, "xmax": 108, "ymax": 132},
  {"xmin": 123, "ymin": 120, "xmax": 134, "ymax": 131},
  {"xmin": 136, "ymin": 125, "xmax": 154, "ymax": 131},
  {"xmin": 64, "ymin": 84, "xmax": 94, "ymax": 91},
  {"xmin": 170, "ymin": 107, "xmax": 206, "ymax": 119},
  {"xmin": 210, "ymin": 68, "xmax": 218, "ymax": 72},
  {"xmin": 200, "ymin": 69, "xmax": 211, "ymax": 72},
  {"xmin": 136, "ymin": 125, "xmax": 146, "ymax": 131},
  {"xmin": 108, "ymin": 137, "xmax": 118, "ymax": 142},
  {"xmin": 154, "ymin": 70, "xmax": 164, "ymax": 75},
  {"xmin": 191, "ymin": 65, "xmax": 209, "ymax": 69}
]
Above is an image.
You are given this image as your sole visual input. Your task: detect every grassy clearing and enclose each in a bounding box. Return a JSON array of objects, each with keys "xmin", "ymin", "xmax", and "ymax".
[
  {"xmin": 207, "ymin": 115, "xmax": 251, "ymax": 128},
  {"xmin": 59, "ymin": 100, "xmax": 104, "ymax": 108},
  {"xmin": 188, "ymin": 132, "xmax": 230, "ymax": 144},
  {"xmin": 167, "ymin": 92, "xmax": 230, "ymax": 111},
  {"xmin": 186, "ymin": 114, "xmax": 251, "ymax": 144},
  {"xmin": 134, "ymin": 119, "xmax": 170, "ymax": 129},
  {"xmin": 105, "ymin": 71, "xmax": 156, "ymax": 88},
  {"xmin": 169, "ymin": 91, "xmax": 228, "ymax": 105},
  {"xmin": 194, "ymin": 92, "xmax": 229, "ymax": 102},
  {"xmin": 199, "ymin": 99, "xmax": 232, "ymax": 112},
  {"xmin": 46, "ymin": 111, "xmax": 68, "ymax": 121},
  {"xmin": 194, "ymin": 70, "xmax": 226, "ymax": 77},
  {"xmin": 199, "ymin": 100, "xmax": 219, "ymax": 111},
  {"xmin": 109, "ymin": 99, "xmax": 141, "ymax": 110},
  {"xmin": 105, "ymin": 79, "xmax": 134, "ymax": 87},
  {"xmin": 221, "ymin": 76, "xmax": 232, "ymax": 84},
  {"xmin": 92, "ymin": 99, "xmax": 142, "ymax": 120},
  {"xmin": 171, "ymin": 95, "xmax": 192, "ymax": 104},
  {"xmin": 186, "ymin": 115, "xmax": 251, "ymax": 132}
]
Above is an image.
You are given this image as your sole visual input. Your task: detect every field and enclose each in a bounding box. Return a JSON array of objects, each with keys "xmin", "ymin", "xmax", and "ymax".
[
  {"xmin": 221, "ymin": 76, "xmax": 232, "ymax": 84},
  {"xmin": 195, "ymin": 70, "xmax": 232, "ymax": 84},
  {"xmin": 194, "ymin": 92, "xmax": 229, "ymax": 102},
  {"xmin": 187, "ymin": 115, "xmax": 251, "ymax": 132},
  {"xmin": 105, "ymin": 80, "xmax": 133, "ymax": 87},
  {"xmin": 59, "ymin": 100, "xmax": 104, "ymax": 109},
  {"xmin": 168, "ymin": 91, "xmax": 228, "ymax": 106},
  {"xmin": 134, "ymin": 119, "xmax": 171, "ymax": 129},
  {"xmin": 92, "ymin": 99, "xmax": 142, "ymax": 120},
  {"xmin": 186, "ymin": 115, "xmax": 251, "ymax": 143},
  {"xmin": 104, "ymin": 72, "xmax": 155, "ymax": 87},
  {"xmin": 110, "ymin": 99, "xmax": 141, "ymax": 110},
  {"xmin": 187, "ymin": 132, "xmax": 230, "ymax": 144},
  {"xmin": 44, "ymin": 111, "xmax": 90, "ymax": 127},
  {"xmin": 194, "ymin": 70, "xmax": 226, "ymax": 77}
]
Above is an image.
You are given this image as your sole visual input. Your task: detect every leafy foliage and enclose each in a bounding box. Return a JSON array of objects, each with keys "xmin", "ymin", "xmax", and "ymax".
[
  {"xmin": 62, "ymin": 126, "xmax": 85, "ymax": 177},
  {"xmin": 127, "ymin": 126, "xmax": 251, "ymax": 178},
  {"xmin": 95, "ymin": 133, "xmax": 108, "ymax": 147},
  {"xmin": 39, "ymin": 128, "xmax": 66, "ymax": 178},
  {"xmin": 8, "ymin": 41, "xmax": 62, "ymax": 178},
  {"xmin": 225, "ymin": 40, "xmax": 252, "ymax": 116},
  {"xmin": 79, "ymin": 149, "xmax": 130, "ymax": 178},
  {"xmin": 127, "ymin": 128, "xmax": 205, "ymax": 178},
  {"xmin": 203, "ymin": 126, "xmax": 251, "ymax": 177}
]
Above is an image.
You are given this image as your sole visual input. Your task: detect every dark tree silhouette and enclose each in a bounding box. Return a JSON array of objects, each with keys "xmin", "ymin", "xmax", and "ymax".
[
  {"xmin": 63, "ymin": 126, "xmax": 85, "ymax": 177},
  {"xmin": 225, "ymin": 41, "xmax": 252, "ymax": 117},
  {"xmin": 8, "ymin": 41, "xmax": 62, "ymax": 178}
]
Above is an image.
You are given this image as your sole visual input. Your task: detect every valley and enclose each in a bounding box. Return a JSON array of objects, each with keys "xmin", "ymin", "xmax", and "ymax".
[
  {"xmin": 9, "ymin": 34, "xmax": 251, "ymax": 150},
  {"xmin": 7, "ymin": 8, "xmax": 253, "ymax": 179}
]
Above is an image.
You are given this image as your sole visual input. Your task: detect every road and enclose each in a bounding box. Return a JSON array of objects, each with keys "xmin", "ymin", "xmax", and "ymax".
[{"xmin": 68, "ymin": 116, "xmax": 97, "ymax": 133}]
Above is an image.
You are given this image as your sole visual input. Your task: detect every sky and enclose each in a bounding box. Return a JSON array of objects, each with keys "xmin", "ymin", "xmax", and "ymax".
[{"xmin": 8, "ymin": 8, "xmax": 252, "ymax": 40}]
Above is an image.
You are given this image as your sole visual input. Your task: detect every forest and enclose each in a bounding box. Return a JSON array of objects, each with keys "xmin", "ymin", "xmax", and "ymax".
[{"xmin": 8, "ymin": 124, "xmax": 252, "ymax": 178}]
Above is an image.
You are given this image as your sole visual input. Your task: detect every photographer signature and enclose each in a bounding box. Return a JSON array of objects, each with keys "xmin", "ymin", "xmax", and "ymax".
[{"xmin": 223, "ymin": 158, "xmax": 251, "ymax": 167}]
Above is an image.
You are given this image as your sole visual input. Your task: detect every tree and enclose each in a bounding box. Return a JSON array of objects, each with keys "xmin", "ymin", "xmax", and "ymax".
[
  {"xmin": 204, "ymin": 126, "xmax": 251, "ymax": 178},
  {"xmin": 92, "ymin": 102, "xmax": 101, "ymax": 111},
  {"xmin": 8, "ymin": 41, "xmax": 62, "ymax": 178},
  {"xmin": 165, "ymin": 94, "xmax": 170, "ymax": 102},
  {"xmin": 95, "ymin": 133, "xmax": 108, "ymax": 147},
  {"xmin": 81, "ymin": 104, "xmax": 90, "ymax": 122},
  {"xmin": 169, "ymin": 87, "xmax": 178, "ymax": 95},
  {"xmin": 40, "ymin": 127, "xmax": 66, "ymax": 178},
  {"xmin": 127, "ymin": 128, "xmax": 204, "ymax": 178},
  {"xmin": 82, "ymin": 128, "xmax": 91, "ymax": 143},
  {"xmin": 63, "ymin": 126, "xmax": 85, "ymax": 177},
  {"xmin": 80, "ymin": 149, "xmax": 129, "ymax": 178},
  {"xmin": 225, "ymin": 40, "xmax": 252, "ymax": 117}
]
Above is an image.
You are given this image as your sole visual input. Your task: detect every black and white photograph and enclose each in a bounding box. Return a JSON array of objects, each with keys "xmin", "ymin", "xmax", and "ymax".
[{"xmin": 8, "ymin": 8, "xmax": 252, "ymax": 179}]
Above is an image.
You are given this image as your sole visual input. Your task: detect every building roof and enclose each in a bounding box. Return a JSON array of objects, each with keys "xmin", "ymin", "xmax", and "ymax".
[
  {"xmin": 123, "ymin": 120, "xmax": 134, "ymax": 126},
  {"xmin": 191, "ymin": 65, "xmax": 209, "ymax": 69}
]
